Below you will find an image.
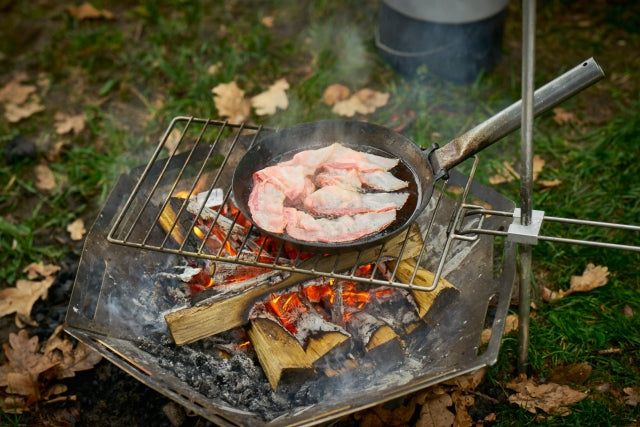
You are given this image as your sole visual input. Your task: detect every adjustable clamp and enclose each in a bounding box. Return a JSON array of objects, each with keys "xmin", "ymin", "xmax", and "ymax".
[{"xmin": 507, "ymin": 208, "xmax": 545, "ymax": 245}]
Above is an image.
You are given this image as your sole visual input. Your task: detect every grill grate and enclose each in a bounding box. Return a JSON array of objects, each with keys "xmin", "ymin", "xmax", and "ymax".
[{"xmin": 107, "ymin": 117, "xmax": 494, "ymax": 292}]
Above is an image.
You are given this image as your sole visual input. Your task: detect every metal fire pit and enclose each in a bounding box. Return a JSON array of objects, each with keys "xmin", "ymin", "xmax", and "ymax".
[{"xmin": 66, "ymin": 118, "xmax": 518, "ymax": 426}]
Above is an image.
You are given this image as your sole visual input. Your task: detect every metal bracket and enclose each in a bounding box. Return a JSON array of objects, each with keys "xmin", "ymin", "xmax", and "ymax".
[{"xmin": 507, "ymin": 208, "xmax": 545, "ymax": 245}]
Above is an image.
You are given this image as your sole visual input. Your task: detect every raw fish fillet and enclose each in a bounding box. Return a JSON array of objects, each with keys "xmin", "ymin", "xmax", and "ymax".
[
  {"xmin": 283, "ymin": 208, "xmax": 397, "ymax": 243},
  {"xmin": 304, "ymin": 186, "xmax": 409, "ymax": 216}
]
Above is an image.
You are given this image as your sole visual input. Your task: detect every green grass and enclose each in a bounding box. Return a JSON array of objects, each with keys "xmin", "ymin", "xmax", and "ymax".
[{"xmin": 1, "ymin": 0, "xmax": 639, "ymax": 424}]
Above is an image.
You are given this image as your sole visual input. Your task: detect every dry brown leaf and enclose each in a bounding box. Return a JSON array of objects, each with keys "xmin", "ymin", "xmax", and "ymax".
[
  {"xmin": 532, "ymin": 154, "xmax": 545, "ymax": 180},
  {"xmin": 66, "ymin": 218, "xmax": 86, "ymax": 241},
  {"xmin": 489, "ymin": 161, "xmax": 519, "ymax": 184},
  {"xmin": 537, "ymin": 178, "xmax": 562, "ymax": 188},
  {"xmin": 3, "ymin": 330, "xmax": 58, "ymax": 382},
  {"xmin": 354, "ymin": 88, "xmax": 389, "ymax": 111},
  {"xmin": 67, "ymin": 2, "xmax": 115, "ymax": 20},
  {"xmin": 0, "ymin": 77, "xmax": 36, "ymax": 105},
  {"xmin": 251, "ymin": 78, "xmax": 289, "ymax": 116},
  {"xmin": 34, "ymin": 164, "xmax": 56, "ymax": 191},
  {"xmin": 4, "ymin": 99, "xmax": 45, "ymax": 123},
  {"xmin": 553, "ymin": 107, "xmax": 581, "ymax": 125},
  {"xmin": 562, "ymin": 263, "xmax": 609, "ymax": 297},
  {"xmin": 323, "ymin": 84, "xmax": 350, "ymax": 106},
  {"xmin": 547, "ymin": 362, "xmax": 592, "ymax": 385},
  {"xmin": 480, "ymin": 314, "xmax": 519, "ymax": 345},
  {"xmin": 507, "ymin": 374, "xmax": 587, "ymax": 415},
  {"xmin": 332, "ymin": 88, "xmax": 389, "ymax": 117},
  {"xmin": 451, "ymin": 390, "xmax": 474, "ymax": 427},
  {"xmin": 623, "ymin": 304, "xmax": 635, "ymax": 317},
  {"xmin": 261, "ymin": 16, "xmax": 274, "ymax": 28},
  {"xmin": 54, "ymin": 112, "xmax": 86, "ymax": 135},
  {"xmin": 212, "ymin": 81, "xmax": 250, "ymax": 124},
  {"xmin": 0, "ymin": 277, "xmax": 55, "ymax": 324},
  {"xmin": 417, "ymin": 392, "xmax": 455, "ymax": 427},
  {"xmin": 23, "ymin": 262, "xmax": 61, "ymax": 280},
  {"xmin": 444, "ymin": 368, "xmax": 486, "ymax": 391},
  {"xmin": 623, "ymin": 387, "xmax": 640, "ymax": 406},
  {"xmin": 43, "ymin": 326, "xmax": 102, "ymax": 379}
]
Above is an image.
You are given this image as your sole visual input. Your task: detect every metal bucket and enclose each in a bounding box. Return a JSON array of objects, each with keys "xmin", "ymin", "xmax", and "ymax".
[{"xmin": 377, "ymin": 0, "xmax": 510, "ymax": 83}]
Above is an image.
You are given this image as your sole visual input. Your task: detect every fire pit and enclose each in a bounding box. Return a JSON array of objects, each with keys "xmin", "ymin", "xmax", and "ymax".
[{"xmin": 65, "ymin": 118, "xmax": 518, "ymax": 426}]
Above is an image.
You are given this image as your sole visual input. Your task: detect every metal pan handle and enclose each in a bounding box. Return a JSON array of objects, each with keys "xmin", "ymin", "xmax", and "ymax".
[{"xmin": 432, "ymin": 57, "xmax": 604, "ymax": 173}]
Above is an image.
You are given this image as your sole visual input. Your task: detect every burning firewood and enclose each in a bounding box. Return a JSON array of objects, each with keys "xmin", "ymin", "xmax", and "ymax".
[
  {"xmin": 165, "ymin": 225, "xmax": 424, "ymax": 345},
  {"xmin": 390, "ymin": 259, "xmax": 460, "ymax": 323},
  {"xmin": 248, "ymin": 316, "xmax": 349, "ymax": 390}
]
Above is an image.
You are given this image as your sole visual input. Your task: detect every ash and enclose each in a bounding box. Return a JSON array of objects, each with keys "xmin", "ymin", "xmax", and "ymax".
[{"xmin": 135, "ymin": 331, "xmax": 293, "ymax": 420}]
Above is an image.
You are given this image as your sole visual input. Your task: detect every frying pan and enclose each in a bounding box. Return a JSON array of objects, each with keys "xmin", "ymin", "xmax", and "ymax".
[{"xmin": 232, "ymin": 58, "xmax": 604, "ymax": 253}]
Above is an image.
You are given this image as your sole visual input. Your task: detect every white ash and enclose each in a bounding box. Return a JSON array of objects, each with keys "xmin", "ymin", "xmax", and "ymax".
[{"xmin": 157, "ymin": 264, "xmax": 203, "ymax": 282}]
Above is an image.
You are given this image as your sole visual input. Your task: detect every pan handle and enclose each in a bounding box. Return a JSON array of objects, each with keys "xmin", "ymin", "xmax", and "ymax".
[{"xmin": 431, "ymin": 57, "xmax": 604, "ymax": 173}]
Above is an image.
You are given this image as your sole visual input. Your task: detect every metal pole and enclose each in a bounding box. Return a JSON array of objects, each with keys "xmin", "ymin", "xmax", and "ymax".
[{"xmin": 519, "ymin": 0, "xmax": 536, "ymax": 374}]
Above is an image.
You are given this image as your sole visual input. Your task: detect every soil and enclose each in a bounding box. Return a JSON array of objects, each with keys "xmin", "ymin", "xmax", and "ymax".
[{"xmin": 2, "ymin": 1, "xmax": 639, "ymax": 426}]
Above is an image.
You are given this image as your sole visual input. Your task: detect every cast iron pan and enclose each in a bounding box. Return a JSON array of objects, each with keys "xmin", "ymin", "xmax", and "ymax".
[{"xmin": 232, "ymin": 58, "xmax": 604, "ymax": 253}]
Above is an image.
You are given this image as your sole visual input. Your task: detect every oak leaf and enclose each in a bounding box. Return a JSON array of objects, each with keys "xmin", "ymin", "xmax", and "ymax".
[
  {"xmin": 212, "ymin": 81, "xmax": 250, "ymax": 124},
  {"xmin": 23, "ymin": 262, "xmax": 61, "ymax": 280},
  {"xmin": 332, "ymin": 88, "xmax": 389, "ymax": 117},
  {"xmin": 54, "ymin": 112, "xmax": 86, "ymax": 135},
  {"xmin": 562, "ymin": 263, "xmax": 609, "ymax": 297},
  {"xmin": 0, "ymin": 77, "xmax": 36, "ymax": 105},
  {"xmin": 4, "ymin": 99, "xmax": 45, "ymax": 123},
  {"xmin": 251, "ymin": 78, "xmax": 289, "ymax": 116},
  {"xmin": 34, "ymin": 164, "xmax": 56, "ymax": 191},
  {"xmin": 323, "ymin": 84, "xmax": 350, "ymax": 106},
  {"xmin": 507, "ymin": 374, "xmax": 587, "ymax": 415},
  {"xmin": 553, "ymin": 107, "xmax": 581, "ymax": 125},
  {"xmin": 66, "ymin": 218, "xmax": 86, "ymax": 241},
  {"xmin": 43, "ymin": 326, "xmax": 102, "ymax": 379},
  {"xmin": 67, "ymin": 2, "xmax": 115, "ymax": 20},
  {"xmin": 0, "ymin": 277, "xmax": 55, "ymax": 325},
  {"xmin": 623, "ymin": 387, "xmax": 640, "ymax": 407}
]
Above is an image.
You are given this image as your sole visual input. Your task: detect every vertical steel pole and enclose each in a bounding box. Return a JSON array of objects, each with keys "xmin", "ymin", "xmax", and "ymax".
[{"xmin": 519, "ymin": 0, "xmax": 536, "ymax": 374}]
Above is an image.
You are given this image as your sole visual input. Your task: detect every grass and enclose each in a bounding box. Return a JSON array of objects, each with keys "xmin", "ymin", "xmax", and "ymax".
[{"xmin": 1, "ymin": 0, "xmax": 639, "ymax": 425}]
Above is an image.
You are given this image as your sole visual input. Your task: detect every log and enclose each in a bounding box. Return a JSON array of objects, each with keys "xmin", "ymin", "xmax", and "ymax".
[
  {"xmin": 165, "ymin": 225, "xmax": 423, "ymax": 345},
  {"xmin": 390, "ymin": 259, "xmax": 460, "ymax": 323},
  {"xmin": 248, "ymin": 317, "xmax": 349, "ymax": 390}
]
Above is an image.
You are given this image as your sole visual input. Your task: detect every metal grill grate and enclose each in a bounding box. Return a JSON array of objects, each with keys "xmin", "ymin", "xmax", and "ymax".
[{"xmin": 107, "ymin": 116, "xmax": 501, "ymax": 292}]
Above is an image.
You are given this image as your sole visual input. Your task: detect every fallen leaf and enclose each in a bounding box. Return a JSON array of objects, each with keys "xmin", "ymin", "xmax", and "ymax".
[
  {"xmin": 66, "ymin": 2, "xmax": 115, "ymax": 20},
  {"xmin": 54, "ymin": 112, "xmax": 86, "ymax": 135},
  {"xmin": 2, "ymin": 330, "xmax": 58, "ymax": 384},
  {"xmin": 261, "ymin": 16, "xmax": 274, "ymax": 28},
  {"xmin": 0, "ymin": 277, "xmax": 55, "ymax": 324},
  {"xmin": 562, "ymin": 263, "xmax": 609, "ymax": 297},
  {"xmin": 623, "ymin": 304, "xmax": 635, "ymax": 317},
  {"xmin": 480, "ymin": 314, "xmax": 519, "ymax": 345},
  {"xmin": 212, "ymin": 81, "xmax": 251, "ymax": 124},
  {"xmin": 537, "ymin": 178, "xmax": 562, "ymax": 188},
  {"xmin": 23, "ymin": 262, "xmax": 61, "ymax": 280},
  {"xmin": 43, "ymin": 326, "xmax": 102, "ymax": 379},
  {"xmin": 507, "ymin": 375, "xmax": 587, "ymax": 415},
  {"xmin": 251, "ymin": 78, "xmax": 289, "ymax": 116},
  {"xmin": 4, "ymin": 99, "xmax": 45, "ymax": 123},
  {"xmin": 354, "ymin": 88, "xmax": 389, "ymax": 112},
  {"xmin": 34, "ymin": 164, "xmax": 56, "ymax": 191},
  {"xmin": 532, "ymin": 154, "xmax": 545, "ymax": 180},
  {"xmin": 66, "ymin": 218, "xmax": 86, "ymax": 241},
  {"xmin": 0, "ymin": 77, "xmax": 37, "ymax": 105},
  {"xmin": 444, "ymin": 368, "xmax": 486, "ymax": 391},
  {"xmin": 489, "ymin": 161, "xmax": 520, "ymax": 184},
  {"xmin": 451, "ymin": 390, "xmax": 474, "ymax": 426},
  {"xmin": 547, "ymin": 362, "xmax": 592, "ymax": 385},
  {"xmin": 332, "ymin": 88, "xmax": 389, "ymax": 117},
  {"xmin": 553, "ymin": 107, "xmax": 581, "ymax": 125},
  {"xmin": 417, "ymin": 392, "xmax": 455, "ymax": 427},
  {"xmin": 323, "ymin": 84, "xmax": 351, "ymax": 106},
  {"xmin": 623, "ymin": 387, "xmax": 640, "ymax": 406}
]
